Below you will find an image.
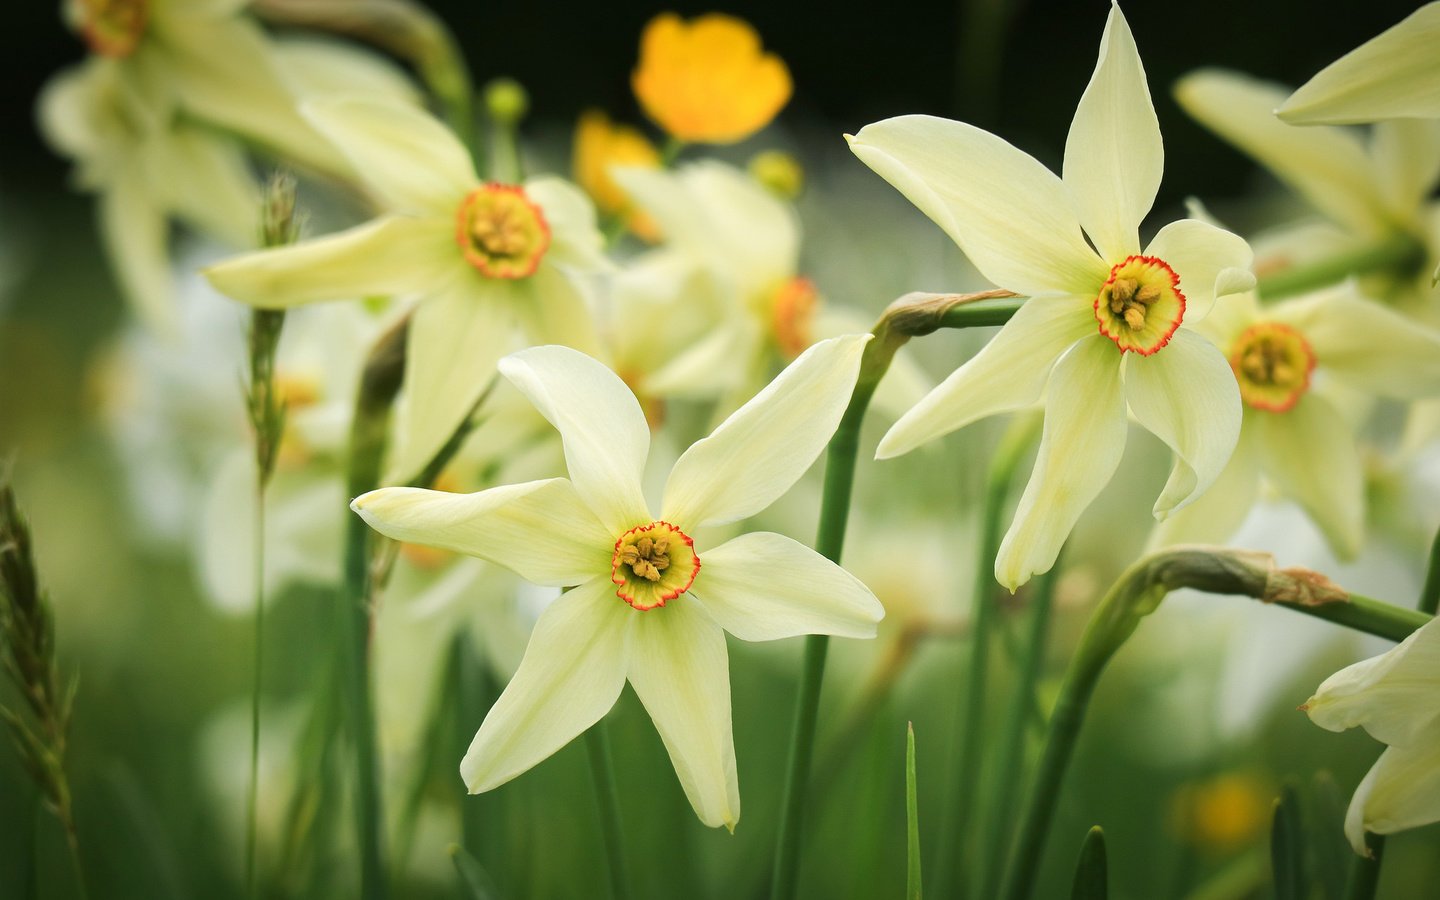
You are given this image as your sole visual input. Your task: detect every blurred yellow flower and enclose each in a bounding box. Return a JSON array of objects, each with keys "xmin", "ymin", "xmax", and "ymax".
[
  {"xmin": 572, "ymin": 110, "xmax": 662, "ymax": 242},
  {"xmin": 632, "ymin": 13, "xmax": 791, "ymax": 144},
  {"xmin": 1171, "ymin": 772, "xmax": 1271, "ymax": 854}
]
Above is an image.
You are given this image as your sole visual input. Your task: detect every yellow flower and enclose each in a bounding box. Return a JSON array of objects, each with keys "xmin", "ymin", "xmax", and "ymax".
[
  {"xmin": 631, "ymin": 13, "xmax": 791, "ymax": 144},
  {"xmin": 572, "ymin": 110, "xmax": 662, "ymax": 241}
]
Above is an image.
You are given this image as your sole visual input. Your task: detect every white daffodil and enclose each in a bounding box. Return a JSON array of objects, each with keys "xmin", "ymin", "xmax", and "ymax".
[
  {"xmin": 1304, "ymin": 615, "xmax": 1440, "ymax": 855},
  {"xmin": 1175, "ymin": 69, "xmax": 1439, "ymax": 307},
  {"xmin": 1153, "ymin": 286, "xmax": 1440, "ymax": 558},
  {"xmin": 1278, "ymin": 2, "xmax": 1440, "ymax": 125},
  {"xmin": 612, "ymin": 161, "xmax": 930, "ymax": 416},
  {"xmin": 848, "ymin": 2, "xmax": 1253, "ymax": 589},
  {"xmin": 205, "ymin": 96, "xmax": 609, "ymax": 482},
  {"xmin": 351, "ymin": 336, "xmax": 884, "ymax": 829}
]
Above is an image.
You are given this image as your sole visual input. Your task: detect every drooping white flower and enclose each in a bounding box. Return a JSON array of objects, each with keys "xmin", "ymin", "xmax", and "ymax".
[
  {"xmin": 848, "ymin": 2, "xmax": 1253, "ymax": 589},
  {"xmin": 1304, "ymin": 616, "xmax": 1440, "ymax": 854},
  {"xmin": 351, "ymin": 335, "xmax": 884, "ymax": 829},
  {"xmin": 205, "ymin": 97, "xmax": 609, "ymax": 482},
  {"xmin": 1154, "ymin": 286, "xmax": 1440, "ymax": 557}
]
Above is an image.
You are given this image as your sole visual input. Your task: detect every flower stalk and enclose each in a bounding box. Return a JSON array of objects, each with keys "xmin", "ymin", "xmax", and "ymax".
[
  {"xmin": 1254, "ymin": 231, "xmax": 1427, "ymax": 301},
  {"xmin": 998, "ymin": 547, "xmax": 1430, "ymax": 900},
  {"xmin": 585, "ymin": 722, "xmax": 634, "ymax": 900}
]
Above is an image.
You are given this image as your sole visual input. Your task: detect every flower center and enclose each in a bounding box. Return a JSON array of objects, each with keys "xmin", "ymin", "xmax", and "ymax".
[
  {"xmin": 1094, "ymin": 255, "xmax": 1186, "ymax": 355},
  {"xmin": 610, "ymin": 521, "xmax": 700, "ymax": 611},
  {"xmin": 769, "ymin": 276, "xmax": 818, "ymax": 358},
  {"xmin": 80, "ymin": 0, "xmax": 148, "ymax": 57},
  {"xmin": 454, "ymin": 184, "xmax": 550, "ymax": 279},
  {"xmin": 1228, "ymin": 322, "xmax": 1315, "ymax": 412}
]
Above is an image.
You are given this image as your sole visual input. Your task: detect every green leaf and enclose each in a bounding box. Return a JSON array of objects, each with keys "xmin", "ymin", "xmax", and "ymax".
[
  {"xmin": 906, "ymin": 722, "xmax": 922, "ymax": 900},
  {"xmin": 1070, "ymin": 826, "xmax": 1107, "ymax": 900},
  {"xmin": 450, "ymin": 843, "xmax": 500, "ymax": 900},
  {"xmin": 1271, "ymin": 783, "xmax": 1307, "ymax": 900}
]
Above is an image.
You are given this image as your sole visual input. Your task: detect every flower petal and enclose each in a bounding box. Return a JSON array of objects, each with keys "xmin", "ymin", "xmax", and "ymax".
[
  {"xmin": 460, "ymin": 578, "xmax": 630, "ymax": 792},
  {"xmin": 1305, "ymin": 616, "xmax": 1440, "ymax": 745},
  {"xmin": 101, "ymin": 161, "xmax": 176, "ymax": 335},
  {"xmin": 1062, "ymin": 2, "xmax": 1162, "ymax": 262},
  {"xmin": 1278, "ymin": 4, "xmax": 1440, "ymax": 125},
  {"xmin": 1253, "ymin": 392, "xmax": 1364, "ymax": 559},
  {"xmin": 1372, "ymin": 119, "xmax": 1440, "ymax": 216},
  {"xmin": 350, "ymin": 479, "xmax": 613, "ymax": 586},
  {"xmin": 1124, "ymin": 328, "xmax": 1241, "ymax": 517},
  {"xmin": 389, "ymin": 277, "xmax": 514, "ymax": 483},
  {"xmin": 693, "ymin": 532, "xmax": 883, "ymax": 642},
  {"xmin": 1175, "ymin": 70, "xmax": 1388, "ymax": 233},
  {"xmin": 1142, "ymin": 219, "xmax": 1255, "ymax": 320},
  {"xmin": 203, "ymin": 215, "xmax": 459, "ymax": 309},
  {"xmin": 661, "ymin": 334, "xmax": 869, "ymax": 529},
  {"xmin": 1346, "ymin": 741, "xmax": 1440, "ymax": 855},
  {"xmin": 512, "ymin": 263, "xmax": 603, "ymax": 358},
  {"xmin": 1272, "ymin": 286, "xmax": 1440, "ymax": 399},
  {"xmin": 1148, "ymin": 423, "xmax": 1260, "ymax": 549},
  {"xmin": 523, "ymin": 176, "xmax": 612, "ymax": 273},
  {"xmin": 154, "ymin": 123, "xmax": 259, "ymax": 249},
  {"xmin": 302, "ymin": 97, "xmax": 477, "ymax": 216},
  {"xmin": 627, "ymin": 597, "xmax": 739, "ymax": 829},
  {"xmin": 498, "ymin": 346, "xmax": 652, "ymax": 533},
  {"xmin": 876, "ymin": 296, "xmax": 1095, "ymax": 459},
  {"xmin": 995, "ymin": 335, "xmax": 1128, "ymax": 591},
  {"xmin": 848, "ymin": 115, "xmax": 1107, "ymax": 296}
]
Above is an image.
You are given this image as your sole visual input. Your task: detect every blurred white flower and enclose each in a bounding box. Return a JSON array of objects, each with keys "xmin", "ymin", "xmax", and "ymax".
[
  {"xmin": 352, "ymin": 336, "xmax": 883, "ymax": 829},
  {"xmin": 848, "ymin": 2, "xmax": 1253, "ymax": 589}
]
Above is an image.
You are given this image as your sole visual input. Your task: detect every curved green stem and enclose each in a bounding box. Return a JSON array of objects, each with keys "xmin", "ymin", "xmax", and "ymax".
[
  {"xmin": 245, "ymin": 488, "xmax": 266, "ymax": 900},
  {"xmin": 1419, "ymin": 525, "xmax": 1440, "ymax": 615},
  {"xmin": 585, "ymin": 723, "xmax": 633, "ymax": 900},
  {"xmin": 997, "ymin": 548, "xmax": 1429, "ymax": 900},
  {"xmin": 1255, "ymin": 231, "xmax": 1426, "ymax": 301}
]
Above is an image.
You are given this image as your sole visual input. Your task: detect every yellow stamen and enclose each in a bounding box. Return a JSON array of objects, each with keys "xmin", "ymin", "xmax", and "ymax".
[
  {"xmin": 1228, "ymin": 321, "xmax": 1315, "ymax": 412},
  {"xmin": 454, "ymin": 185, "xmax": 551, "ymax": 279},
  {"xmin": 1094, "ymin": 255, "xmax": 1186, "ymax": 355},
  {"xmin": 610, "ymin": 521, "xmax": 700, "ymax": 611}
]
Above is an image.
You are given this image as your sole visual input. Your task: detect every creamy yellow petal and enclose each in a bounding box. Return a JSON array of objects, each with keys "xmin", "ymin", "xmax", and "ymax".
[
  {"xmin": 1142, "ymin": 218, "xmax": 1255, "ymax": 319},
  {"xmin": 1147, "ymin": 424, "xmax": 1260, "ymax": 549},
  {"xmin": 1305, "ymin": 616, "xmax": 1440, "ymax": 745},
  {"xmin": 1254, "ymin": 392, "xmax": 1364, "ymax": 559}
]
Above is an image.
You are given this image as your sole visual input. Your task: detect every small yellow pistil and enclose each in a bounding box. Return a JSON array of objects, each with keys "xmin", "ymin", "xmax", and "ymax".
[
  {"xmin": 770, "ymin": 277, "xmax": 819, "ymax": 358},
  {"xmin": 1094, "ymin": 255, "xmax": 1186, "ymax": 355},
  {"xmin": 455, "ymin": 184, "xmax": 551, "ymax": 279},
  {"xmin": 611, "ymin": 521, "xmax": 700, "ymax": 611},
  {"xmin": 1228, "ymin": 321, "xmax": 1315, "ymax": 412},
  {"xmin": 80, "ymin": 0, "xmax": 148, "ymax": 57}
]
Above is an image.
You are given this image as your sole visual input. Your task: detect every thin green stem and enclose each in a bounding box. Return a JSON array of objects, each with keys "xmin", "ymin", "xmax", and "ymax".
[
  {"xmin": 1255, "ymin": 231, "xmax": 1426, "ymax": 301},
  {"xmin": 245, "ymin": 486, "xmax": 266, "ymax": 900},
  {"xmin": 64, "ymin": 824, "xmax": 89, "ymax": 900},
  {"xmin": 978, "ymin": 553, "xmax": 1061, "ymax": 900},
  {"xmin": 1420, "ymin": 525, "xmax": 1440, "ymax": 615},
  {"xmin": 1344, "ymin": 834, "xmax": 1385, "ymax": 900},
  {"xmin": 660, "ymin": 137, "xmax": 686, "ymax": 167},
  {"xmin": 585, "ymin": 723, "xmax": 633, "ymax": 900},
  {"xmin": 998, "ymin": 548, "xmax": 1429, "ymax": 900},
  {"xmin": 942, "ymin": 417, "xmax": 1037, "ymax": 898}
]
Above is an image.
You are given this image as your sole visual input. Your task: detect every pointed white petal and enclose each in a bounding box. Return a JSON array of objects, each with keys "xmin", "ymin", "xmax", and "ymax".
[
  {"xmin": 523, "ymin": 176, "xmax": 612, "ymax": 272},
  {"xmin": 661, "ymin": 334, "xmax": 869, "ymax": 529},
  {"xmin": 1347, "ymin": 741, "xmax": 1440, "ymax": 854},
  {"xmin": 1124, "ymin": 328, "xmax": 1241, "ymax": 517},
  {"xmin": 499, "ymin": 346, "xmax": 651, "ymax": 533},
  {"xmin": 640, "ymin": 324, "xmax": 749, "ymax": 399},
  {"xmin": 1142, "ymin": 219, "xmax": 1255, "ymax": 319},
  {"xmin": 1272, "ymin": 287, "xmax": 1440, "ymax": 399},
  {"xmin": 814, "ymin": 307, "xmax": 933, "ymax": 421},
  {"xmin": 1063, "ymin": 2, "xmax": 1162, "ymax": 261},
  {"xmin": 101, "ymin": 161, "xmax": 176, "ymax": 335},
  {"xmin": 460, "ymin": 578, "xmax": 630, "ymax": 792},
  {"xmin": 1254, "ymin": 392, "xmax": 1364, "ymax": 559},
  {"xmin": 1148, "ymin": 422, "xmax": 1260, "ymax": 548},
  {"xmin": 512, "ymin": 263, "xmax": 602, "ymax": 357},
  {"xmin": 203, "ymin": 215, "xmax": 459, "ymax": 309},
  {"xmin": 155, "ymin": 123, "xmax": 259, "ymax": 248},
  {"xmin": 302, "ymin": 97, "xmax": 477, "ymax": 216},
  {"xmin": 876, "ymin": 296, "xmax": 1094, "ymax": 459},
  {"xmin": 1305, "ymin": 616, "xmax": 1440, "ymax": 744},
  {"xmin": 390, "ymin": 278, "xmax": 514, "ymax": 482},
  {"xmin": 849, "ymin": 115, "xmax": 1108, "ymax": 296},
  {"xmin": 1372, "ymin": 119, "xmax": 1440, "ymax": 216},
  {"xmin": 1175, "ymin": 70, "xmax": 1388, "ymax": 233},
  {"xmin": 350, "ymin": 479, "xmax": 613, "ymax": 586},
  {"xmin": 1278, "ymin": 4, "xmax": 1440, "ymax": 125},
  {"xmin": 627, "ymin": 598, "xmax": 739, "ymax": 829},
  {"xmin": 694, "ymin": 532, "xmax": 884, "ymax": 642},
  {"xmin": 996, "ymin": 335, "xmax": 1128, "ymax": 590}
]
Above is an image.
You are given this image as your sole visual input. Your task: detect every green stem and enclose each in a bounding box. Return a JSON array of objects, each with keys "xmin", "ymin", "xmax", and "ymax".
[
  {"xmin": 245, "ymin": 485, "xmax": 266, "ymax": 900},
  {"xmin": 340, "ymin": 320, "xmax": 408, "ymax": 900},
  {"xmin": 941, "ymin": 417, "xmax": 1037, "ymax": 898},
  {"xmin": 1344, "ymin": 834, "xmax": 1385, "ymax": 900},
  {"xmin": 997, "ymin": 548, "xmax": 1429, "ymax": 900},
  {"xmin": 660, "ymin": 137, "xmax": 686, "ymax": 167},
  {"xmin": 978, "ymin": 552, "xmax": 1061, "ymax": 900},
  {"xmin": 585, "ymin": 723, "xmax": 633, "ymax": 900},
  {"xmin": 1420, "ymin": 525, "xmax": 1440, "ymax": 615},
  {"xmin": 1255, "ymin": 231, "xmax": 1426, "ymax": 301}
]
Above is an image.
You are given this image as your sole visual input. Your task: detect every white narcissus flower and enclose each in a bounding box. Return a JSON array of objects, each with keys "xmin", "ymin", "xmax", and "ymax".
[
  {"xmin": 351, "ymin": 336, "xmax": 885, "ymax": 830},
  {"xmin": 1278, "ymin": 2, "xmax": 1440, "ymax": 125},
  {"xmin": 848, "ymin": 2, "xmax": 1253, "ymax": 590},
  {"xmin": 204, "ymin": 97, "xmax": 609, "ymax": 482},
  {"xmin": 1304, "ymin": 616, "xmax": 1440, "ymax": 854},
  {"xmin": 1153, "ymin": 286, "xmax": 1440, "ymax": 558}
]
